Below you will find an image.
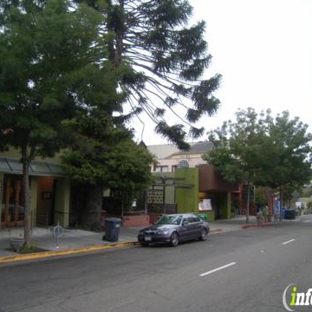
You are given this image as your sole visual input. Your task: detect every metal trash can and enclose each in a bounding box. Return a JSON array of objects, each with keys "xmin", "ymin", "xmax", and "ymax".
[
  {"xmin": 285, "ymin": 209, "xmax": 296, "ymax": 220},
  {"xmin": 104, "ymin": 218, "xmax": 122, "ymax": 242}
]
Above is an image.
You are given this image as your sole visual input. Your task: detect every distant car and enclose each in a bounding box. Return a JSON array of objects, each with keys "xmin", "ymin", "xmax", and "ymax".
[{"xmin": 137, "ymin": 213, "xmax": 209, "ymax": 247}]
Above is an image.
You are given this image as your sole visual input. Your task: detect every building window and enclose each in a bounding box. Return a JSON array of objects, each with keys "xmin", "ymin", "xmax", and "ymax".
[
  {"xmin": 153, "ymin": 166, "xmax": 169, "ymax": 173},
  {"xmin": 172, "ymin": 165, "xmax": 177, "ymax": 172},
  {"xmin": 1, "ymin": 175, "xmax": 24, "ymax": 226}
]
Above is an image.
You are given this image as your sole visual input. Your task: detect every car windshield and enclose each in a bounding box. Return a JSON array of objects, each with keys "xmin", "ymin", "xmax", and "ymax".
[{"xmin": 155, "ymin": 215, "xmax": 182, "ymax": 225}]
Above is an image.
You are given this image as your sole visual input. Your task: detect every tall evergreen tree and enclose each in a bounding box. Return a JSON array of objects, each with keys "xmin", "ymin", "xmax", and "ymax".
[{"xmin": 75, "ymin": 0, "xmax": 222, "ymax": 149}]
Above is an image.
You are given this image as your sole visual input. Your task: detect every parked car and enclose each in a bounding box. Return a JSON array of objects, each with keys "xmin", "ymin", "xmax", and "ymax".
[{"xmin": 137, "ymin": 213, "xmax": 209, "ymax": 247}]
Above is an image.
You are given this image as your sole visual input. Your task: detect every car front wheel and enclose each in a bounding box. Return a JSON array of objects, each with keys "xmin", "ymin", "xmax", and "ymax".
[
  {"xmin": 170, "ymin": 232, "xmax": 179, "ymax": 247},
  {"xmin": 199, "ymin": 228, "xmax": 208, "ymax": 241}
]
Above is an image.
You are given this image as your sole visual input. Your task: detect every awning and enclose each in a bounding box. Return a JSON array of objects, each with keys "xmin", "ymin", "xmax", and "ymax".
[{"xmin": 0, "ymin": 157, "xmax": 67, "ymax": 177}]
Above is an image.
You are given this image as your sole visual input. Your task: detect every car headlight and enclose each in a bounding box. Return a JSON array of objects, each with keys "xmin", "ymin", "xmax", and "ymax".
[{"xmin": 157, "ymin": 229, "xmax": 169, "ymax": 235}]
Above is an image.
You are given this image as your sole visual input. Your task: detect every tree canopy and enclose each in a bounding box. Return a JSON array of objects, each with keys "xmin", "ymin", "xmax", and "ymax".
[
  {"xmin": 75, "ymin": 0, "xmax": 222, "ymax": 149},
  {"xmin": 61, "ymin": 112, "xmax": 156, "ymax": 230},
  {"xmin": 61, "ymin": 113, "xmax": 156, "ymax": 191},
  {"xmin": 0, "ymin": 0, "xmax": 113, "ymax": 243},
  {"xmin": 203, "ymin": 108, "xmax": 312, "ymax": 221},
  {"xmin": 0, "ymin": 0, "xmax": 222, "ymax": 234},
  {"xmin": 0, "ymin": 0, "xmax": 112, "ymax": 157}
]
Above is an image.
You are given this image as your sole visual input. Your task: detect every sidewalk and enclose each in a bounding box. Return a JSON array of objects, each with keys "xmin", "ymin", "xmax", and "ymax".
[{"xmin": 0, "ymin": 216, "xmax": 277, "ymax": 263}]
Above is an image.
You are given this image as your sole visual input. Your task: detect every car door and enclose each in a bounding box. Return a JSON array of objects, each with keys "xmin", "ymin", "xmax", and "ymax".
[
  {"xmin": 191, "ymin": 215, "xmax": 203, "ymax": 238},
  {"xmin": 179, "ymin": 216, "xmax": 194, "ymax": 241},
  {"xmin": 185, "ymin": 216, "xmax": 201, "ymax": 240},
  {"xmin": 185, "ymin": 215, "xmax": 201, "ymax": 239}
]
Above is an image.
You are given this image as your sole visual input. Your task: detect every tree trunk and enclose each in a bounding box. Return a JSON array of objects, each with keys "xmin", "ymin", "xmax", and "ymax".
[
  {"xmin": 279, "ymin": 186, "xmax": 283, "ymax": 222},
  {"xmin": 82, "ymin": 183, "xmax": 104, "ymax": 232},
  {"xmin": 22, "ymin": 150, "xmax": 31, "ymax": 247},
  {"xmin": 246, "ymin": 181, "xmax": 250, "ymax": 223}
]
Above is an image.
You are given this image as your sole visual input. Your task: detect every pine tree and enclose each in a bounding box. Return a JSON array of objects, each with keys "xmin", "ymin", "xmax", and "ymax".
[{"xmin": 75, "ymin": 0, "xmax": 222, "ymax": 148}]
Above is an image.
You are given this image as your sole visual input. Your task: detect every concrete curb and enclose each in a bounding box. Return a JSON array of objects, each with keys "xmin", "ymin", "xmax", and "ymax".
[
  {"xmin": 240, "ymin": 222, "xmax": 279, "ymax": 229},
  {"xmin": 0, "ymin": 241, "xmax": 138, "ymax": 264},
  {"xmin": 0, "ymin": 224, "xmax": 273, "ymax": 264},
  {"xmin": 0, "ymin": 230, "xmax": 226, "ymax": 264}
]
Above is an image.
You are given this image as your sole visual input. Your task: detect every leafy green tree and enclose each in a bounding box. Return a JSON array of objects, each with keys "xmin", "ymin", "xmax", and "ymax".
[
  {"xmin": 0, "ymin": 0, "xmax": 109, "ymax": 245},
  {"xmin": 203, "ymin": 108, "xmax": 268, "ymax": 222},
  {"xmin": 203, "ymin": 108, "xmax": 312, "ymax": 222},
  {"xmin": 61, "ymin": 113, "xmax": 156, "ymax": 230},
  {"xmin": 261, "ymin": 111, "xmax": 312, "ymax": 217},
  {"xmin": 75, "ymin": 0, "xmax": 222, "ymax": 149}
]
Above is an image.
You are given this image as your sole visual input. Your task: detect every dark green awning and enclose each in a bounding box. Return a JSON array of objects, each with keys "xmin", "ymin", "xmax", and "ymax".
[{"xmin": 0, "ymin": 157, "xmax": 67, "ymax": 177}]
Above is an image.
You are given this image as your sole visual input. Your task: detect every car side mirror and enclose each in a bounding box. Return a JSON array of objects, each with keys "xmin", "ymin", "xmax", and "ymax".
[{"xmin": 183, "ymin": 220, "xmax": 189, "ymax": 226}]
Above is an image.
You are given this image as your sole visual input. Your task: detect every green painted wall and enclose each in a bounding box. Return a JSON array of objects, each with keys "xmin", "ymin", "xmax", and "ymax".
[
  {"xmin": 150, "ymin": 168, "xmax": 236, "ymax": 222},
  {"xmin": 210, "ymin": 192, "xmax": 231, "ymax": 220},
  {"xmin": 175, "ymin": 168, "xmax": 199, "ymax": 214},
  {"xmin": 219, "ymin": 192, "xmax": 231, "ymax": 219}
]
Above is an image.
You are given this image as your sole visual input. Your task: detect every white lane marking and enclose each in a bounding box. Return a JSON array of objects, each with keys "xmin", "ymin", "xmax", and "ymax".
[
  {"xmin": 199, "ymin": 262, "xmax": 236, "ymax": 277},
  {"xmin": 282, "ymin": 239, "xmax": 295, "ymax": 245}
]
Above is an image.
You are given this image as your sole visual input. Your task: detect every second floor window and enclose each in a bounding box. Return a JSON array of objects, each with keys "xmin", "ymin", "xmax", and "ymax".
[{"xmin": 153, "ymin": 166, "xmax": 169, "ymax": 173}]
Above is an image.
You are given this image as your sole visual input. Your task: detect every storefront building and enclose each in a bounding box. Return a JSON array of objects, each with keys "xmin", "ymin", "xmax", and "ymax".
[{"xmin": 0, "ymin": 155, "xmax": 70, "ymax": 229}]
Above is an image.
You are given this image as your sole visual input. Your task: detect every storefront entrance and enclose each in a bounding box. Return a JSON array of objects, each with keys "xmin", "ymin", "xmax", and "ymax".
[
  {"xmin": 36, "ymin": 177, "xmax": 55, "ymax": 226},
  {"xmin": 1, "ymin": 175, "xmax": 24, "ymax": 227},
  {"xmin": 0, "ymin": 156, "xmax": 71, "ymax": 228}
]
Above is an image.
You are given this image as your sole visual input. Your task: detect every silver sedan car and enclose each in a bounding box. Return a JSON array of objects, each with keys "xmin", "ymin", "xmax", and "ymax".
[{"xmin": 137, "ymin": 213, "xmax": 209, "ymax": 247}]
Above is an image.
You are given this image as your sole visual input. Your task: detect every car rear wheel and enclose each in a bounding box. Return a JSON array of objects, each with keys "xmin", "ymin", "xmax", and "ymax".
[
  {"xmin": 170, "ymin": 232, "xmax": 179, "ymax": 247},
  {"xmin": 199, "ymin": 228, "xmax": 208, "ymax": 241}
]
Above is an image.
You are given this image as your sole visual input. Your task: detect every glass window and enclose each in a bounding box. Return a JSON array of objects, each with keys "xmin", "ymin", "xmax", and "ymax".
[
  {"xmin": 2, "ymin": 175, "xmax": 24, "ymax": 223},
  {"xmin": 155, "ymin": 215, "xmax": 182, "ymax": 225},
  {"xmin": 153, "ymin": 166, "xmax": 169, "ymax": 173},
  {"xmin": 193, "ymin": 216, "xmax": 201, "ymax": 223}
]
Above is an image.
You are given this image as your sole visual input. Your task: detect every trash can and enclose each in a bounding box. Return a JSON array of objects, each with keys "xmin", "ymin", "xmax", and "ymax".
[
  {"xmin": 104, "ymin": 218, "xmax": 122, "ymax": 242},
  {"xmin": 285, "ymin": 209, "xmax": 296, "ymax": 220}
]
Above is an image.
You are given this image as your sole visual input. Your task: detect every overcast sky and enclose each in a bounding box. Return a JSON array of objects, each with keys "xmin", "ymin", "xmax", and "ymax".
[{"xmin": 131, "ymin": 0, "xmax": 312, "ymax": 145}]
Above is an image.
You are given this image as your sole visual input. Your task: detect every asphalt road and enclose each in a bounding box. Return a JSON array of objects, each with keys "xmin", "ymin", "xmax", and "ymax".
[{"xmin": 1, "ymin": 217, "xmax": 312, "ymax": 312}]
